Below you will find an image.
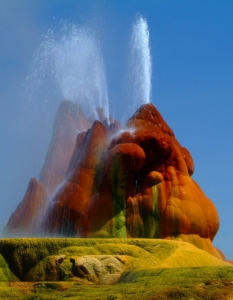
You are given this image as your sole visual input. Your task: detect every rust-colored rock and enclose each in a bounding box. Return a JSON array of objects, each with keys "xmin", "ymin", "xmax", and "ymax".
[
  {"xmin": 4, "ymin": 102, "xmax": 222, "ymax": 260},
  {"xmin": 43, "ymin": 120, "xmax": 110, "ymax": 235},
  {"xmin": 70, "ymin": 255, "xmax": 126, "ymax": 284},
  {"xmin": 81, "ymin": 104, "xmax": 220, "ymax": 258},
  {"xmin": 3, "ymin": 178, "xmax": 48, "ymax": 235},
  {"xmin": 39, "ymin": 100, "xmax": 90, "ymax": 195}
]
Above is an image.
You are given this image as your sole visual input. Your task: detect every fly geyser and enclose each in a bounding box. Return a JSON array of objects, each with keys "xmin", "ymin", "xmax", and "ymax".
[
  {"xmin": 4, "ymin": 102, "xmax": 222, "ymax": 259},
  {"xmin": 3, "ymin": 17, "xmax": 224, "ymax": 262}
]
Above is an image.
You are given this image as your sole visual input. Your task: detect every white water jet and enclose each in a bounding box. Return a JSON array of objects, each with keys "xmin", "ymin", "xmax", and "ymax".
[
  {"xmin": 26, "ymin": 23, "xmax": 109, "ymax": 122},
  {"xmin": 127, "ymin": 16, "xmax": 152, "ymax": 114},
  {"xmin": 3, "ymin": 16, "xmax": 154, "ymax": 238}
]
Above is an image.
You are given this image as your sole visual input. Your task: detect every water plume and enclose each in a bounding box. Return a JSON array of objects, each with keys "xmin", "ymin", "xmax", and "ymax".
[
  {"xmin": 127, "ymin": 15, "xmax": 152, "ymax": 114},
  {"xmin": 27, "ymin": 23, "xmax": 109, "ymax": 123},
  {"xmin": 3, "ymin": 15, "xmax": 156, "ymax": 238}
]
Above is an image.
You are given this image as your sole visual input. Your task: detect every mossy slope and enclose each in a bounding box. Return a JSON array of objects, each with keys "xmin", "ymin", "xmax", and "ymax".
[
  {"xmin": 0, "ymin": 238, "xmax": 230, "ymax": 281},
  {"xmin": 1, "ymin": 267, "xmax": 233, "ymax": 299},
  {"xmin": 0, "ymin": 238, "xmax": 232, "ymax": 299}
]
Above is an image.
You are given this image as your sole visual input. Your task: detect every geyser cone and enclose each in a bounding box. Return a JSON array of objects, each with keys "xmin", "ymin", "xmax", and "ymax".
[
  {"xmin": 39, "ymin": 100, "xmax": 90, "ymax": 195},
  {"xmin": 4, "ymin": 101, "xmax": 221, "ymax": 260},
  {"xmin": 81, "ymin": 103, "xmax": 220, "ymax": 259},
  {"xmin": 3, "ymin": 17, "xmax": 224, "ymax": 261},
  {"xmin": 127, "ymin": 103, "xmax": 174, "ymax": 136},
  {"xmin": 43, "ymin": 120, "xmax": 110, "ymax": 236},
  {"xmin": 3, "ymin": 178, "xmax": 48, "ymax": 236}
]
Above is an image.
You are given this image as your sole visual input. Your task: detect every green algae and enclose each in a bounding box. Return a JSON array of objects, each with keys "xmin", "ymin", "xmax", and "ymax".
[
  {"xmin": 0, "ymin": 238, "xmax": 232, "ymax": 299},
  {"xmin": 0, "ymin": 254, "xmax": 19, "ymax": 282},
  {"xmin": 2, "ymin": 267, "xmax": 233, "ymax": 299},
  {"xmin": 0, "ymin": 238, "xmax": 230, "ymax": 281}
]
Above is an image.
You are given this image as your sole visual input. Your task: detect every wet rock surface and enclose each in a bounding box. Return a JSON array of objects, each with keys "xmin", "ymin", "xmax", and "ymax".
[
  {"xmin": 4, "ymin": 102, "xmax": 222, "ymax": 259},
  {"xmin": 71, "ymin": 255, "xmax": 126, "ymax": 284}
]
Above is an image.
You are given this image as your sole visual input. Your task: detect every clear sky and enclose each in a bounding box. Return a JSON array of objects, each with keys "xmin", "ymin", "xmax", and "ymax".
[{"xmin": 0, "ymin": 1, "xmax": 233, "ymax": 259}]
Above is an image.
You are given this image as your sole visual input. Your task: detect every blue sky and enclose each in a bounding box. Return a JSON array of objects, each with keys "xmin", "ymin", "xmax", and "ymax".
[{"xmin": 0, "ymin": 1, "xmax": 233, "ymax": 259}]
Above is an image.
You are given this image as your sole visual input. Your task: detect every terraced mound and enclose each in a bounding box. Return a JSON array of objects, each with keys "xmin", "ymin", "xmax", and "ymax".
[{"xmin": 0, "ymin": 238, "xmax": 232, "ymax": 299}]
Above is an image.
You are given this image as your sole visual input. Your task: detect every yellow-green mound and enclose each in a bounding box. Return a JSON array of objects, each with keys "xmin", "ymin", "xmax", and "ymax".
[{"xmin": 0, "ymin": 238, "xmax": 232, "ymax": 299}]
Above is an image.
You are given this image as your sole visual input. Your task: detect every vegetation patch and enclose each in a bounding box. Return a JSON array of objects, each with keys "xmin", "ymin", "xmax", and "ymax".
[{"xmin": 0, "ymin": 238, "xmax": 232, "ymax": 299}]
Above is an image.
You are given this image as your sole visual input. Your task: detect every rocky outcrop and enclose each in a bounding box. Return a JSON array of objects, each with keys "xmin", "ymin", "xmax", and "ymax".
[
  {"xmin": 3, "ymin": 178, "xmax": 47, "ymax": 236},
  {"xmin": 0, "ymin": 238, "xmax": 230, "ymax": 283},
  {"xmin": 71, "ymin": 255, "xmax": 126, "ymax": 284},
  {"xmin": 81, "ymin": 104, "xmax": 219, "ymax": 258},
  {"xmin": 43, "ymin": 120, "xmax": 110, "ymax": 235},
  {"xmin": 39, "ymin": 100, "xmax": 90, "ymax": 195},
  {"xmin": 4, "ymin": 102, "xmax": 222, "ymax": 259},
  {"xmin": 4, "ymin": 100, "xmax": 90, "ymax": 236}
]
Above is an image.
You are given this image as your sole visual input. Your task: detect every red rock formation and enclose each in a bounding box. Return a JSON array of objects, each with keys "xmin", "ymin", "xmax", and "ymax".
[
  {"xmin": 39, "ymin": 100, "xmax": 90, "ymax": 195},
  {"xmin": 4, "ymin": 100, "xmax": 91, "ymax": 236},
  {"xmin": 43, "ymin": 120, "xmax": 110, "ymax": 235},
  {"xmin": 81, "ymin": 104, "xmax": 220, "ymax": 258},
  {"xmin": 3, "ymin": 178, "xmax": 47, "ymax": 235},
  {"xmin": 4, "ymin": 102, "xmax": 222, "ymax": 260}
]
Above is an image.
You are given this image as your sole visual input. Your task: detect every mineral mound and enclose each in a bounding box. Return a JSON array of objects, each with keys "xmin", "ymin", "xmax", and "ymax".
[{"xmin": 4, "ymin": 102, "xmax": 223, "ymax": 260}]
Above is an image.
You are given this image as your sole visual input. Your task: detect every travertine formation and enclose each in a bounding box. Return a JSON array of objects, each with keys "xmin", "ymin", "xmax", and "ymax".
[
  {"xmin": 4, "ymin": 101, "xmax": 222, "ymax": 259},
  {"xmin": 70, "ymin": 255, "xmax": 126, "ymax": 284},
  {"xmin": 0, "ymin": 238, "xmax": 230, "ymax": 284}
]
